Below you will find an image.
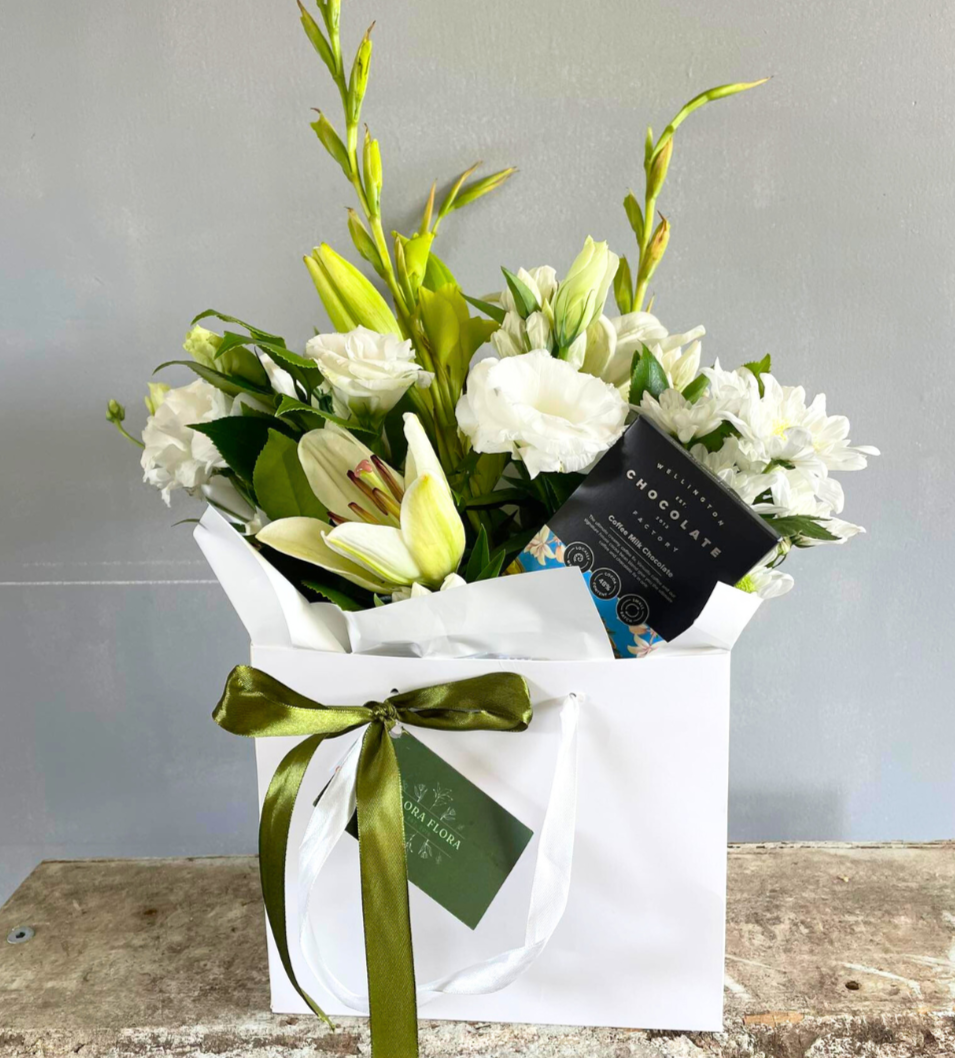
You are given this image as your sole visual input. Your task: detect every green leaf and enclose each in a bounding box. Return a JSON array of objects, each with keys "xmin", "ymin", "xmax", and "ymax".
[
  {"xmin": 763, "ymin": 515, "xmax": 839, "ymax": 542},
  {"xmin": 682, "ymin": 374, "xmax": 710, "ymax": 404},
  {"xmin": 253, "ymin": 430, "xmax": 328, "ymax": 521},
  {"xmin": 302, "ymin": 580, "xmax": 366, "ymax": 611},
  {"xmin": 464, "ymin": 525, "xmax": 491, "ymax": 581},
  {"xmin": 743, "ymin": 353, "xmax": 772, "ymax": 397},
  {"xmin": 189, "ymin": 416, "xmax": 280, "ymax": 484},
  {"xmin": 423, "ymin": 250, "xmax": 457, "ymax": 292},
  {"xmin": 191, "ymin": 310, "xmax": 285, "ymax": 346},
  {"xmin": 153, "ymin": 359, "xmax": 273, "ymax": 398},
  {"xmin": 629, "ymin": 344, "xmax": 670, "ymax": 405},
  {"xmin": 693, "ymin": 421, "xmax": 738, "ymax": 453},
  {"xmin": 463, "ymin": 293, "xmax": 506, "ymax": 325},
  {"xmin": 274, "ymin": 395, "xmax": 378, "ymax": 434},
  {"xmin": 240, "ymin": 404, "xmax": 300, "ymax": 437},
  {"xmin": 474, "ymin": 546, "xmax": 506, "ymax": 582},
  {"xmin": 463, "ymin": 487, "xmax": 529, "ymax": 509},
  {"xmin": 501, "ymin": 267, "xmax": 539, "ymax": 319}
]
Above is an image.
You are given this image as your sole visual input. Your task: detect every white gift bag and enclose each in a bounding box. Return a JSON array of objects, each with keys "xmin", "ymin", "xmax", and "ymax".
[{"xmin": 196, "ymin": 507, "xmax": 761, "ymax": 1031}]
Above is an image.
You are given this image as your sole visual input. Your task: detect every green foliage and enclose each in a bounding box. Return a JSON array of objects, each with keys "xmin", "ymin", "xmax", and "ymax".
[
  {"xmin": 153, "ymin": 359, "xmax": 273, "ymax": 399},
  {"xmin": 463, "ymin": 525, "xmax": 507, "ymax": 582},
  {"xmin": 682, "ymin": 374, "xmax": 710, "ymax": 404},
  {"xmin": 274, "ymin": 395, "xmax": 377, "ymax": 434},
  {"xmin": 253, "ymin": 430, "xmax": 328, "ymax": 521},
  {"xmin": 763, "ymin": 514, "xmax": 840, "ymax": 544},
  {"xmin": 189, "ymin": 415, "xmax": 288, "ymax": 486},
  {"xmin": 462, "ymin": 293, "xmax": 506, "ymax": 325},
  {"xmin": 302, "ymin": 580, "xmax": 367, "ymax": 611},
  {"xmin": 743, "ymin": 353, "xmax": 772, "ymax": 396},
  {"xmin": 501, "ymin": 267, "xmax": 539, "ymax": 319},
  {"xmin": 629, "ymin": 344, "xmax": 669, "ymax": 405}
]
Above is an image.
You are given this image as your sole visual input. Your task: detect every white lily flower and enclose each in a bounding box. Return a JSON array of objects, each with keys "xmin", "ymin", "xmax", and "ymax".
[
  {"xmin": 305, "ymin": 326, "xmax": 425, "ymax": 422},
  {"xmin": 391, "ymin": 572, "xmax": 466, "ymax": 602},
  {"xmin": 257, "ymin": 415, "xmax": 465, "ymax": 594},
  {"xmin": 456, "ymin": 350, "xmax": 629, "ymax": 478}
]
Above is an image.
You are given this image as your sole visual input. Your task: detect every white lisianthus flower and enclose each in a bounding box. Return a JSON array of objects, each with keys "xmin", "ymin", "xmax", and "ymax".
[
  {"xmin": 582, "ymin": 311, "xmax": 705, "ymax": 397},
  {"xmin": 497, "ymin": 266, "xmax": 558, "ymax": 315},
  {"xmin": 260, "ymin": 353, "xmax": 298, "ymax": 398},
  {"xmin": 456, "ymin": 350, "xmax": 629, "ymax": 478},
  {"xmin": 141, "ymin": 380, "xmax": 231, "ymax": 505},
  {"xmin": 552, "ymin": 238, "xmax": 619, "ymax": 352},
  {"xmin": 488, "ymin": 268, "xmax": 559, "ymax": 358},
  {"xmin": 638, "ymin": 389, "xmax": 724, "ymax": 445},
  {"xmin": 305, "ymin": 326, "xmax": 427, "ymax": 421}
]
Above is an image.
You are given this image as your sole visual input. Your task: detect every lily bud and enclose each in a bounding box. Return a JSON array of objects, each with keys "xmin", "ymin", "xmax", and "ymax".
[
  {"xmin": 363, "ymin": 129, "xmax": 382, "ymax": 217},
  {"xmin": 144, "ymin": 382, "xmax": 170, "ymax": 416},
  {"xmin": 552, "ymin": 236, "xmax": 620, "ymax": 350},
  {"xmin": 346, "ymin": 25, "xmax": 374, "ymax": 125},
  {"xmin": 305, "ymin": 244, "xmax": 401, "ymax": 336},
  {"xmin": 310, "ymin": 111, "xmax": 351, "ymax": 177},
  {"xmin": 646, "ymin": 137, "xmax": 673, "ymax": 200}
]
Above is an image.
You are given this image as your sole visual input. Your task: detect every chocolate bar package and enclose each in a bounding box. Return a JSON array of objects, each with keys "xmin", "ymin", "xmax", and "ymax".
[{"xmin": 517, "ymin": 417, "xmax": 782, "ymax": 657}]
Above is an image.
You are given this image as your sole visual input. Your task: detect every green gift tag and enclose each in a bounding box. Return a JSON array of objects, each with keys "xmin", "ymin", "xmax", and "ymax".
[{"xmin": 342, "ymin": 730, "xmax": 534, "ymax": 929}]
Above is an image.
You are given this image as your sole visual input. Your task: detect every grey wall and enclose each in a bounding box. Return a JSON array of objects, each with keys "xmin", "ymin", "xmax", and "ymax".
[{"xmin": 2, "ymin": 0, "xmax": 952, "ymax": 904}]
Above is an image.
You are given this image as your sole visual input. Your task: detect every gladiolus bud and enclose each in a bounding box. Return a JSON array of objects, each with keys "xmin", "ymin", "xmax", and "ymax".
[
  {"xmin": 297, "ymin": 0, "xmax": 336, "ymax": 76},
  {"xmin": 310, "ymin": 111, "xmax": 351, "ymax": 177},
  {"xmin": 646, "ymin": 136, "xmax": 673, "ymax": 200},
  {"xmin": 347, "ymin": 208, "xmax": 384, "ymax": 275},
  {"xmin": 347, "ymin": 25, "xmax": 373, "ymax": 125},
  {"xmin": 623, "ymin": 192, "xmax": 644, "ymax": 242},
  {"xmin": 638, "ymin": 214, "xmax": 670, "ymax": 285},
  {"xmin": 363, "ymin": 128, "xmax": 382, "ymax": 217}
]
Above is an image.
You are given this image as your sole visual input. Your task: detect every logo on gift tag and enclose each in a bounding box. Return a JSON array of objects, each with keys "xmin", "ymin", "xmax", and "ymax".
[{"xmin": 342, "ymin": 731, "xmax": 534, "ymax": 929}]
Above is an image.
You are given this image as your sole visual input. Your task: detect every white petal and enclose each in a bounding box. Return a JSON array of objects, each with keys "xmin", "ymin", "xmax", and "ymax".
[{"xmin": 324, "ymin": 522, "xmax": 422, "ymax": 586}]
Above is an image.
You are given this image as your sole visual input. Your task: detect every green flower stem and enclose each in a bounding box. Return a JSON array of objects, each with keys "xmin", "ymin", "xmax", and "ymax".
[
  {"xmin": 633, "ymin": 191, "xmax": 658, "ymax": 313},
  {"xmin": 111, "ymin": 421, "xmax": 145, "ymax": 449}
]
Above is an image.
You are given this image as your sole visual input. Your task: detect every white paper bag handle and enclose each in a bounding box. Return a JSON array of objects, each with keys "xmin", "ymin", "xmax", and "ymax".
[{"xmin": 296, "ymin": 693, "xmax": 580, "ymax": 1011}]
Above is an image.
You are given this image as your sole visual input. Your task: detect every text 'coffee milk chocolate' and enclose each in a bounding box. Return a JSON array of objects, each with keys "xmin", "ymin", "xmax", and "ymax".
[{"xmin": 518, "ymin": 417, "xmax": 782, "ymax": 657}]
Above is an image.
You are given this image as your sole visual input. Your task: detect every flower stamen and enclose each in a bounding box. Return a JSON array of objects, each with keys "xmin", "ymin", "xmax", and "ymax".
[{"xmin": 372, "ymin": 455, "xmax": 404, "ymax": 501}]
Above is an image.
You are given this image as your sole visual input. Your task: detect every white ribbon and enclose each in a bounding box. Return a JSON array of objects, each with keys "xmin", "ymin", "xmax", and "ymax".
[{"xmin": 296, "ymin": 693, "xmax": 581, "ymax": 1012}]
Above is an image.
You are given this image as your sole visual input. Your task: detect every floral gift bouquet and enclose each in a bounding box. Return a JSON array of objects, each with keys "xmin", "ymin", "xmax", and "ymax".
[{"xmin": 107, "ymin": 1, "xmax": 876, "ymax": 1052}]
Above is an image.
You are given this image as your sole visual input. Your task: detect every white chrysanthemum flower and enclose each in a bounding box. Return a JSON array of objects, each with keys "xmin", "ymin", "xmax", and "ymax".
[
  {"xmin": 456, "ymin": 350, "xmax": 629, "ymax": 478},
  {"xmin": 726, "ymin": 374, "xmax": 877, "ymax": 478},
  {"xmin": 638, "ymin": 388, "xmax": 724, "ymax": 445},
  {"xmin": 141, "ymin": 379, "xmax": 231, "ymax": 505},
  {"xmin": 305, "ymin": 326, "xmax": 426, "ymax": 421},
  {"xmin": 738, "ymin": 564, "xmax": 795, "ymax": 599},
  {"xmin": 702, "ymin": 359, "xmax": 759, "ymax": 419}
]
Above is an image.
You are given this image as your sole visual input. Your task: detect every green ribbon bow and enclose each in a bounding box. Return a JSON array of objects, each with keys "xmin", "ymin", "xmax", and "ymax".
[{"xmin": 213, "ymin": 665, "xmax": 532, "ymax": 1058}]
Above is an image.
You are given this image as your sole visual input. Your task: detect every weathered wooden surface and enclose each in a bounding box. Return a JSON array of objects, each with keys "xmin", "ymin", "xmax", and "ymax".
[{"xmin": 1, "ymin": 844, "xmax": 953, "ymax": 1056}]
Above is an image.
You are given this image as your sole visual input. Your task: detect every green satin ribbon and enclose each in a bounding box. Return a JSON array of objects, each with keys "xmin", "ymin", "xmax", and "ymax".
[{"xmin": 213, "ymin": 665, "xmax": 532, "ymax": 1058}]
